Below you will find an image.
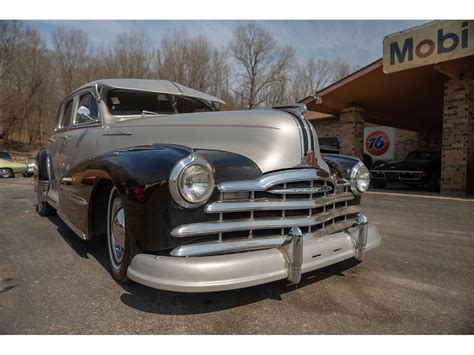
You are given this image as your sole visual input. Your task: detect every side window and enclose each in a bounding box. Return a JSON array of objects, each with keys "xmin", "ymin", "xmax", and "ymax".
[
  {"xmin": 75, "ymin": 92, "xmax": 99, "ymax": 125},
  {"xmin": 61, "ymin": 99, "xmax": 74, "ymax": 128}
]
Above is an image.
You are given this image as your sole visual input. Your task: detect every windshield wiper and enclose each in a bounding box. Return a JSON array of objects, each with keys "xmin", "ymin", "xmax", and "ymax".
[{"xmin": 141, "ymin": 110, "xmax": 160, "ymax": 118}]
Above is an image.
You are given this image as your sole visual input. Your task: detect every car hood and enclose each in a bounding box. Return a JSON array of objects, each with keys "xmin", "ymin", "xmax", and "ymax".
[
  {"xmin": 373, "ymin": 159, "xmax": 435, "ymax": 171},
  {"xmin": 109, "ymin": 109, "xmax": 328, "ymax": 174}
]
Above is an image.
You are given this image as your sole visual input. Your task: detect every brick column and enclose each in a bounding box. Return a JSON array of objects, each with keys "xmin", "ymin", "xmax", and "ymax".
[
  {"xmin": 339, "ymin": 107, "xmax": 365, "ymax": 159},
  {"xmin": 441, "ymin": 76, "xmax": 474, "ymax": 195}
]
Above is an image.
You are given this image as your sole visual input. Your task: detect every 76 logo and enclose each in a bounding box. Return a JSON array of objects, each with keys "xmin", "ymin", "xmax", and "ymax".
[{"xmin": 365, "ymin": 130, "xmax": 390, "ymax": 155}]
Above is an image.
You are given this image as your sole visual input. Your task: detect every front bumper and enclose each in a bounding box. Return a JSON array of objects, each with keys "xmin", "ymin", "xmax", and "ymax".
[{"xmin": 127, "ymin": 213, "xmax": 381, "ymax": 292}]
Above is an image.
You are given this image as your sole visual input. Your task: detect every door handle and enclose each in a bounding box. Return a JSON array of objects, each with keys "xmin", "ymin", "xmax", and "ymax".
[{"xmin": 48, "ymin": 138, "xmax": 56, "ymax": 143}]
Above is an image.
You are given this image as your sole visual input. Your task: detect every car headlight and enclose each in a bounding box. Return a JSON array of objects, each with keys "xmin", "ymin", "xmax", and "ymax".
[
  {"xmin": 350, "ymin": 161, "xmax": 370, "ymax": 195},
  {"xmin": 169, "ymin": 153, "xmax": 215, "ymax": 208}
]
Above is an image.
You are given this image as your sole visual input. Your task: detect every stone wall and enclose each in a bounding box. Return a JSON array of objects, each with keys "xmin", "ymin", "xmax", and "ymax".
[
  {"xmin": 441, "ymin": 76, "xmax": 474, "ymax": 195},
  {"xmin": 395, "ymin": 129, "xmax": 419, "ymax": 160}
]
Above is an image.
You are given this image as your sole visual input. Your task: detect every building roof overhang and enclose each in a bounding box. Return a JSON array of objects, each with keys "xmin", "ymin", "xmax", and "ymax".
[{"xmin": 300, "ymin": 56, "xmax": 474, "ymax": 132}]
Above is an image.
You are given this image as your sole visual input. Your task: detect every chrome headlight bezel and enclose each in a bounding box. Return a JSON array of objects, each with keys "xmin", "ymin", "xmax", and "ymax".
[
  {"xmin": 169, "ymin": 153, "xmax": 215, "ymax": 208},
  {"xmin": 350, "ymin": 161, "xmax": 370, "ymax": 195}
]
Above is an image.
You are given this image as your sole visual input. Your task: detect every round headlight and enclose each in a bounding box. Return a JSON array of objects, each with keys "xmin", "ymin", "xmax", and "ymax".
[
  {"xmin": 169, "ymin": 154, "xmax": 215, "ymax": 208},
  {"xmin": 350, "ymin": 161, "xmax": 370, "ymax": 195}
]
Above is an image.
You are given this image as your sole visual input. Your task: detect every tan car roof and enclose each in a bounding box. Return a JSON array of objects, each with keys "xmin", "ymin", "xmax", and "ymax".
[{"xmin": 73, "ymin": 79, "xmax": 225, "ymax": 105}]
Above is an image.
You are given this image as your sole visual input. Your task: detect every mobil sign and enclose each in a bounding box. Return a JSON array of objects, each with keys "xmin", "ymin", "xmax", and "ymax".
[
  {"xmin": 383, "ymin": 20, "xmax": 474, "ymax": 73},
  {"xmin": 364, "ymin": 126, "xmax": 395, "ymax": 160}
]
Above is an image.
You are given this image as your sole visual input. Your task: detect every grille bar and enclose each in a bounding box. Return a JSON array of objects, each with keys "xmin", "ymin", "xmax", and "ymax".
[
  {"xmin": 171, "ymin": 205, "xmax": 361, "ymax": 238},
  {"xmin": 170, "ymin": 219, "xmax": 356, "ymax": 257},
  {"xmin": 205, "ymin": 192, "xmax": 354, "ymax": 213},
  {"xmin": 217, "ymin": 168, "xmax": 332, "ymax": 192},
  {"xmin": 267, "ymin": 186, "xmax": 332, "ymax": 194}
]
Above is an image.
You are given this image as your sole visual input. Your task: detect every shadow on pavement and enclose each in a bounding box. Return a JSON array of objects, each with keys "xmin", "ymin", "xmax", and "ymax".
[{"xmin": 47, "ymin": 211, "xmax": 361, "ymax": 315}]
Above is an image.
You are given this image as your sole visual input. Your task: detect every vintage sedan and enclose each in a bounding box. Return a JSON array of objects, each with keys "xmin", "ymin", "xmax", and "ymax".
[
  {"xmin": 34, "ymin": 79, "xmax": 381, "ymax": 292},
  {"xmin": 0, "ymin": 151, "xmax": 27, "ymax": 178}
]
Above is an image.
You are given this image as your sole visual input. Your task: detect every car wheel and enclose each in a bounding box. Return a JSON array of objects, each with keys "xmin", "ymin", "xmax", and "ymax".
[
  {"xmin": 427, "ymin": 171, "xmax": 441, "ymax": 192},
  {"xmin": 107, "ymin": 186, "xmax": 131, "ymax": 283},
  {"xmin": 372, "ymin": 181, "xmax": 386, "ymax": 189},
  {"xmin": 36, "ymin": 182, "xmax": 56, "ymax": 216},
  {"xmin": 0, "ymin": 168, "xmax": 14, "ymax": 178}
]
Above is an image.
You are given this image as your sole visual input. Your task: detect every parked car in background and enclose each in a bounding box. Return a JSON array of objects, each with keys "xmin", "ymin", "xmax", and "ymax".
[
  {"xmin": 0, "ymin": 151, "xmax": 27, "ymax": 178},
  {"xmin": 370, "ymin": 150, "xmax": 441, "ymax": 192},
  {"xmin": 34, "ymin": 79, "xmax": 381, "ymax": 292},
  {"xmin": 22, "ymin": 155, "xmax": 37, "ymax": 177}
]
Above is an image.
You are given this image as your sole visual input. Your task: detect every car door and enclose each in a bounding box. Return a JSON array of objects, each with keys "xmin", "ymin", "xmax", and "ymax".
[
  {"xmin": 47, "ymin": 97, "xmax": 75, "ymax": 204},
  {"xmin": 57, "ymin": 89, "xmax": 101, "ymax": 236}
]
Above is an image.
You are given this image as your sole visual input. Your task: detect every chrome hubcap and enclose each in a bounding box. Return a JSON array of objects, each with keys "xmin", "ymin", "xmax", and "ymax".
[
  {"xmin": 0, "ymin": 168, "xmax": 10, "ymax": 177},
  {"xmin": 108, "ymin": 189, "xmax": 125, "ymax": 269}
]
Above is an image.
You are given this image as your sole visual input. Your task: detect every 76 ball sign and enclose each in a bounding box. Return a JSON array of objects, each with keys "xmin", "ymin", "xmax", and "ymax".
[{"xmin": 364, "ymin": 127, "xmax": 395, "ymax": 159}]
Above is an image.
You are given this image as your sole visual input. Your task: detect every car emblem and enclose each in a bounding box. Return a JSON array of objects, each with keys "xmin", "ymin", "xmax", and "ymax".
[{"xmin": 306, "ymin": 151, "xmax": 315, "ymax": 166}]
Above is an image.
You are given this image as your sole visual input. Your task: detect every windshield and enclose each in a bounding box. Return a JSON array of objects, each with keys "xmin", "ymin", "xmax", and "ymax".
[
  {"xmin": 406, "ymin": 151, "xmax": 441, "ymax": 161},
  {"xmin": 106, "ymin": 89, "xmax": 212, "ymax": 116},
  {"xmin": 0, "ymin": 152, "xmax": 13, "ymax": 160}
]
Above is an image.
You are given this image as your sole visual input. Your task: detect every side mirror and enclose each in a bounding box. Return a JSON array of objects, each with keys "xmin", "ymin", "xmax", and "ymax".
[{"xmin": 77, "ymin": 106, "xmax": 97, "ymax": 123}]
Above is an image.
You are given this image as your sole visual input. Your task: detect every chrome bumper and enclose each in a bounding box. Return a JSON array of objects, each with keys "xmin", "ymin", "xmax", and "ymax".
[{"xmin": 127, "ymin": 213, "xmax": 381, "ymax": 293}]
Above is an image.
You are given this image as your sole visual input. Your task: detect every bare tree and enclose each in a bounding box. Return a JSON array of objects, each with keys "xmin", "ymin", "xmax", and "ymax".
[
  {"xmin": 155, "ymin": 29, "xmax": 214, "ymax": 91},
  {"xmin": 291, "ymin": 58, "xmax": 333, "ymax": 101},
  {"xmin": 52, "ymin": 26, "xmax": 89, "ymax": 95},
  {"xmin": 1, "ymin": 22, "xmax": 54, "ymax": 146},
  {"xmin": 229, "ymin": 23, "xmax": 295, "ymax": 109},
  {"xmin": 111, "ymin": 31, "xmax": 153, "ymax": 78},
  {"xmin": 207, "ymin": 48, "xmax": 237, "ymax": 109},
  {"xmin": 330, "ymin": 57, "xmax": 353, "ymax": 82}
]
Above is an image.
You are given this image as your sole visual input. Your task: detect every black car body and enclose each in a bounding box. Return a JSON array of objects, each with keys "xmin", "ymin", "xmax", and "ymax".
[{"xmin": 370, "ymin": 150, "xmax": 441, "ymax": 191}]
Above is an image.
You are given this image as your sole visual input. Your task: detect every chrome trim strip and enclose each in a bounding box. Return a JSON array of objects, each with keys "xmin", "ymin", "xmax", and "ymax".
[
  {"xmin": 170, "ymin": 236, "xmax": 289, "ymax": 257},
  {"xmin": 283, "ymin": 111, "xmax": 306, "ymax": 158},
  {"xmin": 205, "ymin": 192, "xmax": 354, "ymax": 213},
  {"xmin": 217, "ymin": 168, "xmax": 332, "ymax": 192},
  {"xmin": 171, "ymin": 205, "xmax": 361, "ymax": 237},
  {"xmin": 267, "ymin": 186, "xmax": 332, "ymax": 194}
]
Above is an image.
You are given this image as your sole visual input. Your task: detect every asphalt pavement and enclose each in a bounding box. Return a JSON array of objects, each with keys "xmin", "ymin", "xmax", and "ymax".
[{"xmin": 0, "ymin": 178, "xmax": 473, "ymax": 334}]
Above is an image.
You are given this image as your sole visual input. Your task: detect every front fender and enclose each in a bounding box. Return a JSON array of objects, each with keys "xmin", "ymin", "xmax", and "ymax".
[{"xmin": 67, "ymin": 144, "xmax": 262, "ymax": 253}]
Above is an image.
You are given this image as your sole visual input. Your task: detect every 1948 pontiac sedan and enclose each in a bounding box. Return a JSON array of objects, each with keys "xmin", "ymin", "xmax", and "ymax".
[{"xmin": 34, "ymin": 79, "xmax": 381, "ymax": 292}]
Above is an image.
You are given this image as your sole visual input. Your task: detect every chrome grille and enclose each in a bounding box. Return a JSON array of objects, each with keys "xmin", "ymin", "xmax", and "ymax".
[{"xmin": 171, "ymin": 169, "xmax": 360, "ymax": 242}]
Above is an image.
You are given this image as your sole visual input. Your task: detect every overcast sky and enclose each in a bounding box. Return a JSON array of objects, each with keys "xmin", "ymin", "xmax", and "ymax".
[{"xmin": 27, "ymin": 20, "xmax": 428, "ymax": 67}]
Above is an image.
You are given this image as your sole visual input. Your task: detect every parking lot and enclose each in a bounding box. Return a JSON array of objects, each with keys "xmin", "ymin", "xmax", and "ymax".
[{"xmin": 0, "ymin": 178, "xmax": 473, "ymax": 334}]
